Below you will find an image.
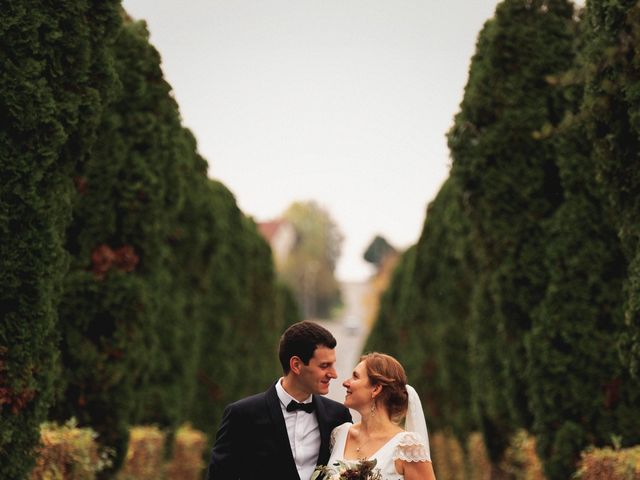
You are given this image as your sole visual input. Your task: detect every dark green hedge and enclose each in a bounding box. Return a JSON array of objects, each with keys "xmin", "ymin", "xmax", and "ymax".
[
  {"xmin": 52, "ymin": 19, "xmax": 190, "ymax": 474},
  {"xmin": 0, "ymin": 2, "xmax": 120, "ymax": 477},
  {"xmin": 47, "ymin": 16, "xmax": 300, "ymax": 477},
  {"xmin": 447, "ymin": 0, "xmax": 575, "ymax": 458},
  {"xmin": 364, "ymin": 1, "xmax": 640, "ymax": 478},
  {"xmin": 366, "ymin": 178, "xmax": 476, "ymax": 443},
  {"xmin": 583, "ymin": 0, "xmax": 640, "ymax": 380}
]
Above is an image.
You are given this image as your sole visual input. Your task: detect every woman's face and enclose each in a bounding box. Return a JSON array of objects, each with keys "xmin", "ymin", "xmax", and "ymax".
[{"xmin": 342, "ymin": 360, "xmax": 375, "ymax": 410}]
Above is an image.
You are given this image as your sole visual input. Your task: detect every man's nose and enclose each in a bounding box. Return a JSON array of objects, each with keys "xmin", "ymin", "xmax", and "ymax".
[{"xmin": 328, "ymin": 367, "xmax": 338, "ymax": 379}]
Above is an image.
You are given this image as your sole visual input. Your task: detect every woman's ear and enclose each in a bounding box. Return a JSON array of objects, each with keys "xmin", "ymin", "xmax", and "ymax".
[{"xmin": 371, "ymin": 384, "xmax": 382, "ymax": 399}]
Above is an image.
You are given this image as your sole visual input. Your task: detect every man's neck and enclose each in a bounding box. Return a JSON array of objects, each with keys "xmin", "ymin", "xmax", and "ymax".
[{"xmin": 281, "ymin": 376, "xmax": 312, "ymax": 402}]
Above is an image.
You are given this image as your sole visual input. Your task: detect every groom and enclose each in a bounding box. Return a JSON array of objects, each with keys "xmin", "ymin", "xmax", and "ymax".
[{"xmin": 206, "ymin": 320, "xmax": 352, "ymax": 480}]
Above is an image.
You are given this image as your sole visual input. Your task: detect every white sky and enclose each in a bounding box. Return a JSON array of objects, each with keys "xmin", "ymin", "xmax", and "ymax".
[{"xmin": 121, "ymin": 0, "xmax": 501, "ymax": 281}]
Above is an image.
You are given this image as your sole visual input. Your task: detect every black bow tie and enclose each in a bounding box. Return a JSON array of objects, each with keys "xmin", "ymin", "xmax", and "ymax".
[{"xmin": 286, "ymin": 400, "xmax": 315, "ymax": 413}]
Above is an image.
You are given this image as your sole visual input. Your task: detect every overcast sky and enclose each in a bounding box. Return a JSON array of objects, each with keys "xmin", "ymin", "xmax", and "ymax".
[{"xmin": 121, "ymin": 0, "xmax": 502, "ymax": 281}]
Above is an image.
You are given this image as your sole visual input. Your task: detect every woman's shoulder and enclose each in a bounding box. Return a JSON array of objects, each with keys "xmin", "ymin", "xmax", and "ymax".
[
  {"xmin": 392, "ymin": 430, "xmax": 431, "ymax": 462},
  {"xmin": 330, "ymin": 422, "xmax": 352, "ymax": 450},
  {"xmin": 331, "ymin": 421, "xmax": 352, "ymax": 435}
]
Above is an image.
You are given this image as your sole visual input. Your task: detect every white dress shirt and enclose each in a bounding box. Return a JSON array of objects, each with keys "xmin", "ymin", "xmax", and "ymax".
[{"xmin": 276, "ymin": 378, "xmax": 321, "ymax": 480}]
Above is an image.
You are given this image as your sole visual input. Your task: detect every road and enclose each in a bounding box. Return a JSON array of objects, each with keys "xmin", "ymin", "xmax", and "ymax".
[{"xmin": 316, "ymin": 281, "xmax": 372, "ymax": 421}]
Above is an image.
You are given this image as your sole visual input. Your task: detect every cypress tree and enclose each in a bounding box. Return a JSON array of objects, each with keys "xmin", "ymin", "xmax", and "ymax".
[
  {"xmin": 582, "ymin": 0, "xmax": 640, "ymax": 379},
  {"xmin": 188, "ymin": 180, "xmax": 299, "ymax": 435},
  {"xmin": 53, "ymin": 18, "xmax": 189, "ymax": 474},
  {"xmin": 0, "ymin": 2, "xmax": 120, "ymax": 477},
  {"xmin": 527, "ymin": 110, "xmax": 640, "ymax": 479},
  {"xmin": 409, "ymin": 177, "xmax": 476, "ymax": 443},
  {"xmin": 447, "ymin": 0, "xmax": 575, "ymax": 462},
  {"xmin": 363, "ymin": 245, "xmax": 418, "ymax": 362},
  {"xmin": 526, "ymin": 11, "xmax": 640, "ymax": 477}
]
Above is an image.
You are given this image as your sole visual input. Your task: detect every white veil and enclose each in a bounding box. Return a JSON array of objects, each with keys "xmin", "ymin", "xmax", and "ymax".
[{"xmin": 404, "ymin": 384, "xmax": 431, "ymax": 458}]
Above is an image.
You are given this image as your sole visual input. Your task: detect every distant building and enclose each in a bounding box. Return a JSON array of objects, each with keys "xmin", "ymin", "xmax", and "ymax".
[{"xmin": 257, "ymin": 219, "xmax": 297, "ymax": 269}]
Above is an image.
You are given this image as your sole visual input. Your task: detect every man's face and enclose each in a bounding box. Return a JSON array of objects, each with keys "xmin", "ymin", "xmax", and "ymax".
[{"xmin": 297, "ymin": 346, "xmax": 338, "ymax": 396}]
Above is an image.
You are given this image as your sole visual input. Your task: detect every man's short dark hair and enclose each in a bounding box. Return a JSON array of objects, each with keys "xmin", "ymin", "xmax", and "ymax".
[{"xmin": 278, "ymin": 321, "xmax": 337, "ymax": 374}]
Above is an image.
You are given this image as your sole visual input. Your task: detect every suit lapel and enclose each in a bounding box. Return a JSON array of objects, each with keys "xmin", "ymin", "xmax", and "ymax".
[
  {"xmin": 313, "ymin": 395, "xmax": 331, "ymax": 465},
  {"xmin": 265, "ymin": 384, "xmax": 300, "ymax": 479}
]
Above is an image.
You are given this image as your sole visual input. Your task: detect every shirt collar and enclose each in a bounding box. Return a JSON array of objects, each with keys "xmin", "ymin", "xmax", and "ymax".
[{"xmin": 276, "ymin": 377, "xmax": 313, "ymax": 409}]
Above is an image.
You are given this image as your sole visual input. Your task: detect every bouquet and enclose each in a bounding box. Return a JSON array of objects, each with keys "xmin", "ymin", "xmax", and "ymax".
[{"xmin": 311, "ymin": 459, "xmax": 382, "ymax": 480}]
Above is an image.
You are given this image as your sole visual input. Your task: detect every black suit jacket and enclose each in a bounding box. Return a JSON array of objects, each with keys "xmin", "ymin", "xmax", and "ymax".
[{"xmin": 206, "ymin": 382, "xmax": 352, "ymax": 480}]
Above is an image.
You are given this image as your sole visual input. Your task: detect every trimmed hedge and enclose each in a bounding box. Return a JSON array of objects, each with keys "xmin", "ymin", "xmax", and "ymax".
[
  {"xmin": 52, "ymin": 19, "xmax": 190, "ymax": 474},
  {"xmin": 583, "ymin": 0, "xmax": 640, "ymax": 380},
  {"xmin": 0, "ymin": 2, "xmax": 121, "ymax": 477},
  {"xmin": 448, "ymin": 0, "xmax": 576, "ymax": 458},
  {"xmin": 364, "ymin": 1, "xmax": 640, "ymax": 478}
]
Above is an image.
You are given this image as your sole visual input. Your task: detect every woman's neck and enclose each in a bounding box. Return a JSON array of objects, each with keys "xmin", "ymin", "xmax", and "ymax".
[{"xmin": 357, "ymin": 408, "xmax": 396, "ymax": 436}]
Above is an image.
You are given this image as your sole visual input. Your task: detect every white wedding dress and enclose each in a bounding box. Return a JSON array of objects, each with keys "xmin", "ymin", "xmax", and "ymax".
[{"xmin": 326, "ymin": 422, "xmax": 431, "ymax": 480}]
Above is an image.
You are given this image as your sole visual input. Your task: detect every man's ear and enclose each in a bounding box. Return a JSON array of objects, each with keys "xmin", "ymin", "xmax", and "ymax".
[{"xmin": 289, "ymin": 356, "xmax": 302, "ymax": 374}]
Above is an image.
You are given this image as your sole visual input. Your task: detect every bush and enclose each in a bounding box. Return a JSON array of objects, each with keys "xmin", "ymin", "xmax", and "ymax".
[
  {"xmin": 116, "ymin": 427, "xmax": 165, "ymax": 480},
  {"xmin": 31, "ymin": 420, "xmax": 112, "ymax": 480},
  {"xmin": 431, "ymin": 432, "xmax": 466, "ymax": 480},
  {"xmin": 164, "ymin": 425, "xmax": 207, "ymax": 480},
  {"xmin": 432, "ymin": 430, "xmax": 545, "ymax": 480},
  {"xmin": 575, "ymin": 446, "xmax": 640, "ymax": 480},
  {"xmin": 116, "ymin": 424, "xmax": 206, "ymax": 480}
]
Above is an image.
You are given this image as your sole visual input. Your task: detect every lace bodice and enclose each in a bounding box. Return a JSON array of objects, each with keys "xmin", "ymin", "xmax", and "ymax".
[{"xmin": 326, "ymin": 423, "xmax": 430, "ymax": 479}]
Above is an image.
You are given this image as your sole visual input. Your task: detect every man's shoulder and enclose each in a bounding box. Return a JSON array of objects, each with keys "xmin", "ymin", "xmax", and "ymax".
[
  {"xmin": 316, "ymin": 395, "xmax": 350, "ymax": 415},
  {"xmin": 229, "ymin": 390, "xmax": 270, "ymax": 409}
]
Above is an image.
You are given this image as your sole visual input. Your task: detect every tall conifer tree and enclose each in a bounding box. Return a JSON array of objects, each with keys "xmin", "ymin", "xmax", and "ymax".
[
  {"xmin": 0, "ymin": 2, "xmax": 120, "ymax": 477},
  {"xmin": 53, "ymin": 19, "xmax": 190, "ymax": 474},
  {"xmin": 583, "ymin": 0, "xmax": 640, "ymax": 380},
  {"xmin": 528, "ymin": 112, "xmax": 640, "ymax": 479},
  {"xmin": 526, "ymin": 11, "xmax": 640, "ymax": 476},
  {"xmin": 447, "ymin": 0, "xmax": 575, "ymax": 464},
  {"xmin": 409, "ymin": 177, "xmax": 476, "ymax": 443}
]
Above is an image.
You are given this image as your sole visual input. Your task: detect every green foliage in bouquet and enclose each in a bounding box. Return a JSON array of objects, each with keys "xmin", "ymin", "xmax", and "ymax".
[
  {"xmin": 582, "ymin": 0, "xmax": 640, "ymax": 380},
  {"xmin": 312, "ymin": 459, "xmax": 382, "ymax": 480},
  {"xmin": 447, "ymin": 0, "xmax": 576, "ymax": 461},
  {"xmin": 0, "ymin": 1, "xmax": 121, "ymax": 477}
]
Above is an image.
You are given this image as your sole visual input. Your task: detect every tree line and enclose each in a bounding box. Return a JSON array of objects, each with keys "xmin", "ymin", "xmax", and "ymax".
[
  {"xmin": 365, "ymin": 0, "xmax": 640, "ymax": 479},
  {"xmin": 1, "ymin": 6, "xmax": 299, "ymax": 479}
]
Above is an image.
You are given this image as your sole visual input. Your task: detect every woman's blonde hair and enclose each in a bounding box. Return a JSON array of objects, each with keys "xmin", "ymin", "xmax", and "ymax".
[{"xmin": 360, "ymin": 352, "xmax": 408, "ymax": 422}]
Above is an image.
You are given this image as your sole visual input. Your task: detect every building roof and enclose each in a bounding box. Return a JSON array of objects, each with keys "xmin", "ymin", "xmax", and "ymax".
[{"xmin": 258, "ymin": 219, "xmax": 287, "ymax": 242}]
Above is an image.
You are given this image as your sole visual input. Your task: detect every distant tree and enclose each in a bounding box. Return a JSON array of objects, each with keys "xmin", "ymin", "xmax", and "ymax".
[
  {"xmin": 363, "ymin": 235, "xmax": 397, "ymax": 269},
  {"xmin": 0, "ymin": 2, "xmax": 120, "ymax": 477},
  {"xmin": 364, "ymin": 245, "xmax": 418, "ymax": 360},
  {"xmin": 280, "ymin": 201, "xmax": 343, "ymax": 318}
]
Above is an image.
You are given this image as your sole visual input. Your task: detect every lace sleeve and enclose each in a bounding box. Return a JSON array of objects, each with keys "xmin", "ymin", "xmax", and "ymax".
[
  {"xmin": 393, "ymin": 431, "xmax": 431, "ymax": 462},
  {"xmin": 330, "ymin": 426, "xmax": 339, "ymax": 450}
]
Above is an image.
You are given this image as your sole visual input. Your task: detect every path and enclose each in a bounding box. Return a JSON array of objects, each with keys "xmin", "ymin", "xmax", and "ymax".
[{"xmin": 315, "ymin": 280, "xmax": 372, "ymax": 421}]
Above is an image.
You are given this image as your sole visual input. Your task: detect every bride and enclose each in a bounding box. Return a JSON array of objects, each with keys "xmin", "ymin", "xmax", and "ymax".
[{"xmin": 326, "ymin": 352, "xmax": 436, "ymax": 480}]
